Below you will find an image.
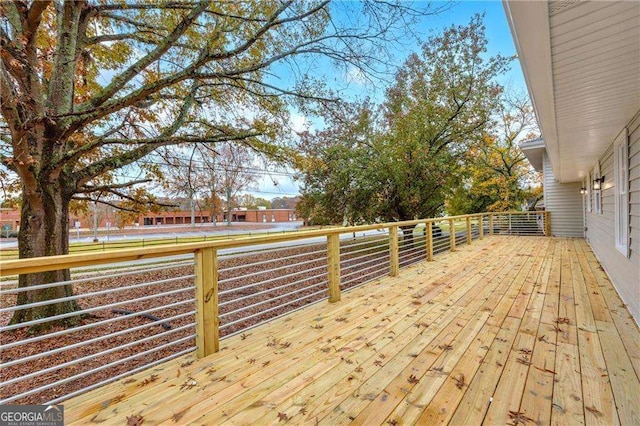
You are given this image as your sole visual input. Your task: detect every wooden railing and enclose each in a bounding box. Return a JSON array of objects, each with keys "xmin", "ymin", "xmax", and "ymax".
[
  {"xmin": 1, "ymin": 211, "xmax": 549, "ymax": 364},
  {"xmin": 0, "ymin": 212, "xmax": 550, "ymax": 356}
]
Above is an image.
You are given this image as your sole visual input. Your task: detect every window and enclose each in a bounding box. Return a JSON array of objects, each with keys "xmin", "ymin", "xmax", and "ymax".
[
  {"xmin": 614, "ymin": 128, "xmax": 629, "ymax": 256},
  {"xmin": 593, "ymin": 162, "xmax": 602, "ymax": 214}
]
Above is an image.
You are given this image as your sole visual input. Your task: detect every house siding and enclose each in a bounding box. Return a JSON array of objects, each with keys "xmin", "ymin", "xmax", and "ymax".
[
  {"xmin": 586, "ymin": 109, "xmax": 640, "ymax": 324},
  {"xmin": 543, "ymin": 152, "xmax": 584, "ymax": 237}
]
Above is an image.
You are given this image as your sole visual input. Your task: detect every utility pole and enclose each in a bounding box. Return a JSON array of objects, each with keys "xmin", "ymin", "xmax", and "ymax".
[
  {"xmin": 92, "ymin": 201, "xmax": 99, "ymax": 242},
  {"xmin": 211, "ymin": 154, "xmax": 217, "ymax": 226}
]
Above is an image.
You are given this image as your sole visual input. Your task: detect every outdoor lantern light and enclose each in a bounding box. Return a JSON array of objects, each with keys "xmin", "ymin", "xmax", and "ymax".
[
  {"xmin": 580, "ymin": 187, "xmax": 587, "ymax": 195},
  {"xmin": 593, "ymin": 176, "xmax": 605, "ymax": 191}
]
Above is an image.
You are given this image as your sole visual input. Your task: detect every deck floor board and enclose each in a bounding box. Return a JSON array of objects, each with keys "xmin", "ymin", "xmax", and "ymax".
[{"xmin": 64, "ymin": 236, "xmax": 640, "ymax": 425}]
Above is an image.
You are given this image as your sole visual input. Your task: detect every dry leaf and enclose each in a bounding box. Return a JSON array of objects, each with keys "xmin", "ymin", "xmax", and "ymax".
[
  {"xmin": 455, "ymin": 374, "xmax": 466, "ymax": 389},
  {"xmin": 180, "ymin": 378, "xmax": 197, "ymax": 391},
  {"xmin": 508, "ymin": 410, "xmax": 534, "ymax": 424},
  {"xmin": 127, "ymin": 415, "xmax": 144, "ymax": 426},
  {"xmin": 138, "ymin": 374, "xmax": 158, "ymax": 387},
  {"xmin": 585, "ymin": 406, "xmax": 603, "ymax": 417},
  {"xmin": 277, "ymin": 412, "xmax": 290, "ymax": 422},
  {"xmin": 172, "ymin": 409, "xmax": 189, "ymax": 423}
]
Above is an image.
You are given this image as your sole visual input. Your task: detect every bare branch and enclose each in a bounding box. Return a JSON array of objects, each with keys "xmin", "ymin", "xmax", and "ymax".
[
  {"xmin": 82, "ymin": 1, "xmax": 208, "ymax": 111},
  {"xmin": 77, "ymin": 179, "xmax": 151, "ymax": 194}
]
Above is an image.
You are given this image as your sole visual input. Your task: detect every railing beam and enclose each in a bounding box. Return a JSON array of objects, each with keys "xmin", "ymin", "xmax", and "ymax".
[
  {"xmin": 489, "ymin": 213, "xmax": 494, "ymax": 236},
  {"xmin": 545, "ymin": 211, "xmax": 551, "ymax": 236},
  {"xmin": 195, "ymin": 247, "xmax": 219, "ymax": 358},
  {"xmin": 478, "ymin": 215, "xmax": 484, "ymax": 240},
  {"xmin": 327, "ymin": 234, "xmax": 341, "ymax": 302},
  {"xmin": 449, "ymin": 219, "xmax": 456, "ymax": 252},
  {"xmin": 466, "ymin": 217, "xmax": 472, "ymax": 244},
  {"xmin": 0, "ymin": 211, "xmax": 548, "ymax": 276},
  {"xmin": 389, "ymin": 225, "xmax": 399, "ymax": 276}
]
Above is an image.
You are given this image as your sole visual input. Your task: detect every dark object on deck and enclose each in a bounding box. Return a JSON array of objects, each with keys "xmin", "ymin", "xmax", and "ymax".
[
  {"xmin": 112, "ymin": 309, "xmax": 172, "ymax": 330},
  {"xmin": 422, "ymin": 225, "xmax": 442, "ymax": 237}
]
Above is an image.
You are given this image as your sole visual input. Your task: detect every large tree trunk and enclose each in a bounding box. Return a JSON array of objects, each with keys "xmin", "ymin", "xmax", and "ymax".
[{"xmin": 9, "ymin": 181, "xmax": 82, "ymax": 332}]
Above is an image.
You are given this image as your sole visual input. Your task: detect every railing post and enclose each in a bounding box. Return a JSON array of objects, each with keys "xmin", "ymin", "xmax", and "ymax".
[
  {"xmin": 489, "ymin": 214, "xmax": 494, "ymax": 235},
  {"xmin": 327, "ymin": 233, "xmax": 341, "ymax": 302},
  {"xmin": 466, "ymin": 216, "xmax": 472, "ymax": 244},
  {"xmin": 478, "ymin": 215, "xmax": 484, "ymax": 239},
  {"xmin": 389, "ymin": 225, "xmax": 399, "ymax": 276},
  {"xmin": 426, "ymin": 221, "xmax": 434, "ymax": 261},
  {"xmin": 449, "ymin": 219, "xmax": 456, "ymax": 252},
  {"xmin": 195, "ymin": 247, "xmax": 219, "ymax": 358},
  {"xmin": 545, "ymin": 211, "xmax": 551, "ymax": 237}
]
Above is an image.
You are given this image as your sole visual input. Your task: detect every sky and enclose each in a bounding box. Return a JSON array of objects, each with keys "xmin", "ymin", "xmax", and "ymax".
[{"xmin": 249, "ymin": 0, "xmax": 528, "ymax": 200}]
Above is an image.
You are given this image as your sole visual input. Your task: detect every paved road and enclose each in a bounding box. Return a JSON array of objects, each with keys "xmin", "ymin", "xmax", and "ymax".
[{"xmin": 0, "ymin": 222, "xmax": 304, "ymax": 249}]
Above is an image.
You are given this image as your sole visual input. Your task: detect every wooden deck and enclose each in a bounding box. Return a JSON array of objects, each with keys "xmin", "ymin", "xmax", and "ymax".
[{"xmin": 64, "ymin": 236, "xmax": 640, "ymax": 425}]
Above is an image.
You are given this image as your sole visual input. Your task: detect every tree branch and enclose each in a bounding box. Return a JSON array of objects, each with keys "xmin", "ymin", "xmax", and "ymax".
[
  {"xmin": 82, "ymin": 1, "xmax": 208, "ymax": 111},
  {"xmin": 77, "ymin": 179, "xmax": 151, "ymax": 194}
]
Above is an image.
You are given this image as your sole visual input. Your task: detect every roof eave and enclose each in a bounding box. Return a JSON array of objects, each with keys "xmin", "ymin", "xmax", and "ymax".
[{"xmin": 503, "ymin": 1, "xmax": 561, "ymax": 178}]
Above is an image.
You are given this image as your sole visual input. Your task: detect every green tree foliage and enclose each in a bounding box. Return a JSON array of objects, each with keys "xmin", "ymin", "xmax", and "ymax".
[
  {"xmin": 447, "ymin": 92, "xmax": 541, "ymax": 214},
  {"xmin": 0, "ymin": 0, "xmax": 443, "ymax": 328},
  {"xmin": 299, "ymin": 16, "xmax": 511, "ymax": 231},
  {"xmin": 270, "ymin": 196, "xmax": 299, "ymax": 210},
  {"xmin": 237, "ymin": 195, "xmax": 271, "ymax": 210},
  {"xmin": 297, "ymin": 101, "xmax": 378, "ymax": 225}
]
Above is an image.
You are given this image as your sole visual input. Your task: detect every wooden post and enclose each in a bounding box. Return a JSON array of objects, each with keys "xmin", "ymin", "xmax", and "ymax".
[
  {"xmin": 478, "ymin": 215, "xmax": 484, "ymax": 240},
  {"xmin": 389, "ymin": 225, "xmax": 399, "ymax": 276},
  {"xmin": 426, "ymin": 221, "xmax": 434, "ymax": 261},
  {"xmin": 449, "ymin": 219, "xmax": 456, "ymax": 252},
  {"xmin": 466, "ymin": 217, "xmax": 472, "ymax": 244},
  {"xmin": 195, "ymin": 247, "xmax": 219, "ymax": 358},
  {"xmin": 545, "ymin": 211, "xmax": 551, "ymax": 237},
  {"xmin": 489, "ymin": 214, "xmax": 494, "ymax": 235},
  {"xmin": 327, "ymin": 233, "xmax": 341, "ymax": 302}
]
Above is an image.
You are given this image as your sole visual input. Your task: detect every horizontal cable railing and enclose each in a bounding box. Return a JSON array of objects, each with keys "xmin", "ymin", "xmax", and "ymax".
[
  {"xmin": 0, "ymin": 259, "xmax": 196, "ymax": 405},
  {"xmin": 0, "ymin": 211, "xmax": 549, "ymax": 404}
]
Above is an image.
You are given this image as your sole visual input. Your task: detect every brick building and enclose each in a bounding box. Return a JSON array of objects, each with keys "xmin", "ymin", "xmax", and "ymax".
[
  {"xmin": 0, "ymin": 207, "xmax": 298, "ymax": 231},
  {"xmin": 139, "ymin": 208, "xmax": 297, "ymax": 226}
]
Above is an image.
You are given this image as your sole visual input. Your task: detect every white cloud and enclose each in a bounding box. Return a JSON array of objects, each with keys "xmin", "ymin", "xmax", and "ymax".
[
  {"xmin": 345, "ymin": 66, "xmax": 368, "ymax": 85},
  {"xmin": 289, "ymin": 113, "xmax": 311, "ymax": 134}
]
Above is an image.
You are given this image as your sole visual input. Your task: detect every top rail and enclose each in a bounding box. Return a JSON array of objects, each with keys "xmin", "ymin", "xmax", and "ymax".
[{"xmin": 0, "ymin": 212, "xmax": 547, "ymax": 277}]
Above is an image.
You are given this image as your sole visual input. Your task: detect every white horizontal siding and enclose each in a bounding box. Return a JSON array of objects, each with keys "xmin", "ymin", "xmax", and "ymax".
[
  {"xmin": 586, "ymin": 109, "xmax": 640, "ymax": 325},
  {"xmin": 548, "ymin": 1, "xmax": 640, "ymax": 182},
  {"xmin": 543, "ymin": 152, "xmax": 584, "ymax": 237}
]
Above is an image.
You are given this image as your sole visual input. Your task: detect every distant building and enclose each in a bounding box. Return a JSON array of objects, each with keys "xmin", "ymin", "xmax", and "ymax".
[
  {"xmin": 0, "ymin": 208, "xmax": 298, "ymax": 231},
  {"xmin": 0, "ymin": 208, "xmax": 20, "ymax": 231},
  {"xmin": 137, "ymin": 208, "xmax": 297, "ymax": 226}
]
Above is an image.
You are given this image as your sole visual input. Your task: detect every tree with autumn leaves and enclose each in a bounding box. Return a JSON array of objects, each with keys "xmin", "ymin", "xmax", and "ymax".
[
  {"xmin": 298, "ymin": 16, "xmax": 527, "ymax": 231},
  {"xmin": 0, "ymin": 0, "xmax": 445, "ymax": 329},
  {"xmin": 447, "ymin": 92, "xmax": 541, "ymax": 214}
]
